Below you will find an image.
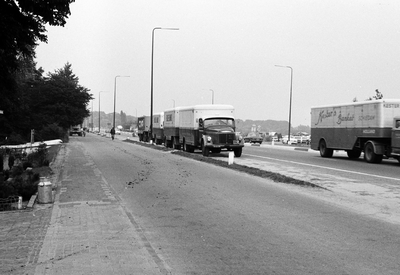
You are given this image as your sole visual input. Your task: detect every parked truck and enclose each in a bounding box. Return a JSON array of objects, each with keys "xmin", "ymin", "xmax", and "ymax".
[
  {"xmin": 310, "ymin": 99, "xmax": 400, "ymax": 163},
  {"xmin": 178, "ymin": 104, "xmax": 244, "ymax": 157},
  {"xmin": 152, "ymin": 112, "xmax": 164, "ymax": 145},
  {"xmin": 137, "ymin": 116, "xmax": 151, "ymax": 142},
  {"xmin": 163, "ymin": 107, "xmax": 182, "ymax": 149}
]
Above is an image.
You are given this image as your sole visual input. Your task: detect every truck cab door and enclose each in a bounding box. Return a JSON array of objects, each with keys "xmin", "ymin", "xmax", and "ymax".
[{"xmin": 392, "ymin": 118, "xmax": 400, "ymax": 152}]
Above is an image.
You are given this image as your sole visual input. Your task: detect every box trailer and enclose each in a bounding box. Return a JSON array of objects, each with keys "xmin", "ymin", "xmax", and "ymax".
[
  {"xmin": 164, "ymin": 107, "xmax": 182, "ymax": 149},
  {"xmin": 310, "ymin": 99, "xmax": 400, "ymax": 163},
  {"xmin": 152, "ymin": 112, "xmax": 164, "ymax": 145},
  {"xmin": 178, "ymin": 104, "xmax": 244, "ymax": 157},
  {"xmin": 137, "ymin": 116, "xmax": 150, "ymax": 142}
]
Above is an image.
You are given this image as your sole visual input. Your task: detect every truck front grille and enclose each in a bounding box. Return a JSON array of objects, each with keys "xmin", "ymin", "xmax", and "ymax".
[{"xmin": 217, "ymin": 133, "xmax": 235, "ymax": 144}]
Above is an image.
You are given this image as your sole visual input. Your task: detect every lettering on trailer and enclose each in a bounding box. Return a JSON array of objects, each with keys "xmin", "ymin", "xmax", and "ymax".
[
  {"xmin": 383, "ymin": 104, "xmax": 400, "ymax": 108},
  {"xmin": 363, "ymin": 129, "xmax": 376, "ymax": 134},
  {"xmin": 315, "ymin": 108, "xmax": 376, "ymax": 126}
]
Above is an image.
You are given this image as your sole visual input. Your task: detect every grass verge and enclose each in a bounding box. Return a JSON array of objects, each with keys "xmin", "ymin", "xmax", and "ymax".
[{"xmin": 124, "ymin": 139, "xmax": 326, "ymax": 189}]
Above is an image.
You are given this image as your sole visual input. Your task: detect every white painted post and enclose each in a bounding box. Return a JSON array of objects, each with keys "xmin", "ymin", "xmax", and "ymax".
[{"xmin": 228, "ymin": 152, "xmax": 234, "ymax": 165}]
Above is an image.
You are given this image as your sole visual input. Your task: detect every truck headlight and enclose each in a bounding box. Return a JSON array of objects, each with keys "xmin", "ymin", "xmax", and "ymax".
[{"xmin": 207, "ymin": 136, "xmax": 212, "ymax": 142}]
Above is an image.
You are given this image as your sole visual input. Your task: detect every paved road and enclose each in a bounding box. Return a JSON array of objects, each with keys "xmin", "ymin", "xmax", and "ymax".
[
  {"xmin": 86, "ymin": 134, "xmax": 400, "ymax": 274},
  {"xmin": 1, "ymin": 133, "xmax": 399, "ymax": 274}
]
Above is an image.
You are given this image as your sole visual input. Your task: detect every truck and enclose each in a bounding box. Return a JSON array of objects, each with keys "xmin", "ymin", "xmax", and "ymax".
[
  {"xmin": 243, "ymin": 124, "xmax": 263, "ymax": 144},
  {"xmin": 137, "ymin": 116, "xmax": 151, "ymax": 142},
  {"xmin": 178, "ymin": 104, "xmax": 244, "ymax": 157},
  {"xmin": 310, "ymin": 99, "xmax": 400, "ymax": 163},
  {"xmin": 152, "ymin": 112, "xmax": 164, "ymax": 145},
  {"xmin": 163, "ymin": 107, "xmax": 182, "ymax": 149}
]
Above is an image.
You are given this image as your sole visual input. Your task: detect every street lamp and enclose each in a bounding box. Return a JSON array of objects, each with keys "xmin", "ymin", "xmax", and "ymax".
[
  {"xmin": 210, "ymin": 89, "xmax": 214, "ymax": 104},
  {"xmin": 150, "ymin": 27, "xmax": 179, "ymax": 136},
  {"xmin": 275, "ymin": 65, "xmax": 293, "ymax": 141},
  {"xmin": 113, "ymin": 75, "xmax": 130, "ymax": 129},
  {"xmin": 172, "ymin": 99, "xmax": 175, "ymax": 108},
  {"xmin": 99, "ymin": 91, "xmax": 107, "ymax": 133}
]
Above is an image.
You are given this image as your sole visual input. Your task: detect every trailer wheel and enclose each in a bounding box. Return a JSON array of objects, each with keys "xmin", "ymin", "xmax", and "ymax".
[
  {"xmin": 202, "ymin": 141, "xmax": 210, "ymax": 157},
  {"xmin": 319, "ymin": 140, "xmax": 333, "ymax": 158},
  {"xmin": 364, "ymin": 143, "xmax": 383, "ymax": 163},
  {"xmin": 347, "ymin": 150, "xmax": 361, "ymax": 159},
  {"xmin": 234, "ymin": 148, "xmax": 242, "ymax": 157}
]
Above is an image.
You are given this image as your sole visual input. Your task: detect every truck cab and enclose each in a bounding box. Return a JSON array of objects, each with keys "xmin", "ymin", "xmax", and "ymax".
[{"xmin": 391, "ymin": 117, "xmax": 400, "ymax": 157}]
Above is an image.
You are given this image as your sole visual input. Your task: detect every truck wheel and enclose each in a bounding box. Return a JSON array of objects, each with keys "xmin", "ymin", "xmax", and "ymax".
[
  {"xmin": 347, "ymin": 150, "xmax": 361, "ymax": 159},
  {"xmin": 319, "ymin": 140, "xmax": 333, "ymax": 158},
  {"xmin": 234, "ymin": 148, "xmax": 242, "ymax": 157},
  {"xmin": 202, "ymin": 142, "xmax": 210, "ymax": 157},
  {"xmin": 364, "ymin": 143, "xmax": 383, "ymax": 163}
]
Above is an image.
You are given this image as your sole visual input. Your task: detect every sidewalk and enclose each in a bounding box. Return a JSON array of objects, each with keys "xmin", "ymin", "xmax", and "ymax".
[{"xmin": 0, "ymin": 140, "xmax": 167, "ymax": 275}]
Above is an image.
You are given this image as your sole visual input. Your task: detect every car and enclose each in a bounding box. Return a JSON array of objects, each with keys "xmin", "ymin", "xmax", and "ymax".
[{"xmin": 115, "ymin": 129, "xmax": 121, "ymax": 135}]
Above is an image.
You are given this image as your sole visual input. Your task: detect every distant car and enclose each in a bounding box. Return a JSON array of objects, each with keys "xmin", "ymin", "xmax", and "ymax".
[
  {"xmin": 281, "ymin": 135, "xmax": 297, "ymax": 144},
  {"xmin": 70, "ymin": 126, "xmax": 83, "ymax": 136},
  {"xmin": 115, "ymin": 129, "xmax": 121, "ymax": 135}
]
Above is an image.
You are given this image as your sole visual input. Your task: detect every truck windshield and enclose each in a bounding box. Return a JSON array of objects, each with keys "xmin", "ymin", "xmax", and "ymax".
[{"xmin": 204, "ymin": 118, "xmax": 235, "ymax": 130}]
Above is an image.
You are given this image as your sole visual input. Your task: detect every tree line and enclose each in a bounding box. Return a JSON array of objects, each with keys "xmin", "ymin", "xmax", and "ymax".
[{"xmin": 0, "ymin": 0, "xmax": 92, "ymax": 144}]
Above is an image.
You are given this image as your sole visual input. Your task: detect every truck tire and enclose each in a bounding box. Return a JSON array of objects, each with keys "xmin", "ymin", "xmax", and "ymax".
[
  {"xmin": 234, "ymin": 148, "xmax": 242, "ymax": 157},
  {"xmin": 347, "ymin": 150, "xmax": 361, "ymax": 159},
  {"xmin": 364, "ymin": 143, "xmax": 383, "ymax": 163},
  {"xmin": 202, "ymin": 141, "xmax": 210, "ymax": 157},
  {"xmin": 319, "ymin": 140, "xmax": 333, "ymax": 158}
]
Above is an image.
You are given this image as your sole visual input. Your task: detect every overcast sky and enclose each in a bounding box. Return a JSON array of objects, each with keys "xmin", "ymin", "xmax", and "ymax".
[{"xmin": 35, "ymin": 0, "xmax": 400, "ymax": 127}]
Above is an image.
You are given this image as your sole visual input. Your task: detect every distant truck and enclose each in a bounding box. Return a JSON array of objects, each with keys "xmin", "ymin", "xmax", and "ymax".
[
  {"xmin": 164, "ymin": 107, "xmax": 182, "ymax": 149},
  {"xmin": 70, "ymin": 125, "xmax": 84, "ymax": 136},
  {"xmin": 152, "ymin": 112, "xmax": 164, "ymax": 145},
  {"xmin": 243, "ymin": 124, "xmax": 263, "ymax": 144},
  {"xmin": 178, "ymin": 104, "xmax": 244, "ymax": 157},
  {"xmin": 310, "ymin": 99, "xmax": 400, "ymax": 163},
  {"xmin": 137, "ymin": 116, "xmax": 151, "ymax": 142}
]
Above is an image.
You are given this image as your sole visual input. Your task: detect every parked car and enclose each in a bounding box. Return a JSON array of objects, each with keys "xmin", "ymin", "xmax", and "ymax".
[{"xmin": 115, "ymin": 129, "xmax": 121, "ymax": 135}]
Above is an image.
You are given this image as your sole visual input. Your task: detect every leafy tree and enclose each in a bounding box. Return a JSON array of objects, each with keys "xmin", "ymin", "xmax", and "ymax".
[{"xmin": 1, "ymin": 0, "xmax": 74, "ymax": 142}]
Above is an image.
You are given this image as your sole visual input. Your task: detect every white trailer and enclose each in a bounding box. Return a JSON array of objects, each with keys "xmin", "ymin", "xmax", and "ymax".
[
  {"xmin": 310, "ymin": 99, "xmax": 400, "ymax": 163},
  {"xmin": 163, "ymin": 107, "xmax": 182, "ymax": 149},
  {"xmin": 178, "ymin": 104, "xmax": 244, "ymax": 157},
  {"xmin": 152, "ymin": 112, "xmax": 164, "ymax": 145}
]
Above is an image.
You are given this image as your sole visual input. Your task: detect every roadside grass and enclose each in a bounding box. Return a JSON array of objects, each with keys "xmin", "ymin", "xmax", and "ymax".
[{"xmin": 124, "ymin": 139, "xmax": 325, "ymax": 189}]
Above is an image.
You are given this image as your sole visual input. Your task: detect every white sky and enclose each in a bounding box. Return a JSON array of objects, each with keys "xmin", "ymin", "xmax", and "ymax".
[{"xmin": 35, "ymin": 0, "xmax": 400, "ymax": 127}]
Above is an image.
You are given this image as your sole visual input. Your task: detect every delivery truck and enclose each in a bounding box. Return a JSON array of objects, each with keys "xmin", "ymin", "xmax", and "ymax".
[
  {"xmin": 163, "ymin": 107, "xmax": 182, "ymax": 149},
  {"xmin": 178, "ymin": 104, "xmax": 244, "ymax": 157},
  {"xmin": 152, "ymin": 112, "xmax": 164, "ymax": 145},
  {"xmin": 137, "ymin": 116, "xmax": 151, "ymax": 142},
  {"xmin": 310, "ymin": 99, "xmax": 400, "ymax": 163}
]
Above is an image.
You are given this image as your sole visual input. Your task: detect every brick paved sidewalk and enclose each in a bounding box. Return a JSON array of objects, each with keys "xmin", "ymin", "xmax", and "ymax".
[{"xmin": 1, "ymin": 140, "xmax": 166, "ymax": 275}]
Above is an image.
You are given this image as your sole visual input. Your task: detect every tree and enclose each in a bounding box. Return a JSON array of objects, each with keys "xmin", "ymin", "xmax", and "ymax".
[
  {"xmin": 0, "ymin": 0, "xmax": 74, "ymax": 142},
  {"xmin": 0, "ymin": 0, "xmax": 73, "ymax": 79},
  {"xmin": 28, "ymin": 63, "xmax": 92, "ymax": 130}
]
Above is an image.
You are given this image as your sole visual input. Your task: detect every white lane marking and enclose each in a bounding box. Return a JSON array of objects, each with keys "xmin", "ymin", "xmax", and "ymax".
[{"xmin": 245, "ymin": 154, "xmax": 400, "ymax": 182}]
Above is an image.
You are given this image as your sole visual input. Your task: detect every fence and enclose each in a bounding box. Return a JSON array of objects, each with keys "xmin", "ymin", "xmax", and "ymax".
[{"xmin": 0, "ymin": 196, "xmax": 22, "ymax": 212}]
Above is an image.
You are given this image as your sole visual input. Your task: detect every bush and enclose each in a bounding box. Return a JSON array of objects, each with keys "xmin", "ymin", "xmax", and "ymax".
[
  {"xmin": 3, "ymin": 132, "xmax": 27, "ymax": 145},
  {"xmin": 36, "ymin": 123, "xmax": 67, "ymax": 142},
  {"xmin": 27, "ymin": 143, "xmax": 48, "ymax": 167}
]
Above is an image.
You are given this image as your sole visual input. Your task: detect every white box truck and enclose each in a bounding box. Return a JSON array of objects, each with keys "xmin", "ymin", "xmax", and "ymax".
[
  {"xmin": 178, "ymin": 104, "xmax": 244, "ymax": 157},
  {"xmin": 137, "ymin": 116, "xmax": 150, "ymax": 142},
  {"xmin": 310, "ymin": 99, "xmax": 400, "ymax": 163},
  {"xmin": 164, "ymin": 107, "xmax": 182, "ymax": 149},
  {"xmin": 152, "ymin": 112, "xmax": 164, "ymax": 145}
]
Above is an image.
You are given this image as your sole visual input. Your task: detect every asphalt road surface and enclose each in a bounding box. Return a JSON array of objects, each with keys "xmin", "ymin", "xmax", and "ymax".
[{"xmin": 78, "ymin": 134, "xmax": 400, "ymax": 274}]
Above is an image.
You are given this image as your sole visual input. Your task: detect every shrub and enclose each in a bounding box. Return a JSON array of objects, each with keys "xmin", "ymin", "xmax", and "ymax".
[
  {"xmin": 36, "ymin": 123, "xmax": 67, "ymax": 142},
  {"xmin": 27, "ymin": 143, "xmax": 48, "ymax": 167}
]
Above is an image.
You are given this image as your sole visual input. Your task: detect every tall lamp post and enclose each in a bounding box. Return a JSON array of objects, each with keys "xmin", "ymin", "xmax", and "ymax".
[
  {"xmin": 150, "ymin": 27, "xmax": 179, "ymax": 136},
  {"xmin": 98, "ymin": 91, "xmax": 107, "ymax": 133},
  {"xmin": 113, "ymin": 75, "xmax": 130, "ymax": 129},
  {"xmin": 275, "ymin": 65, "xmax": 293, "ymax": 141}
]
